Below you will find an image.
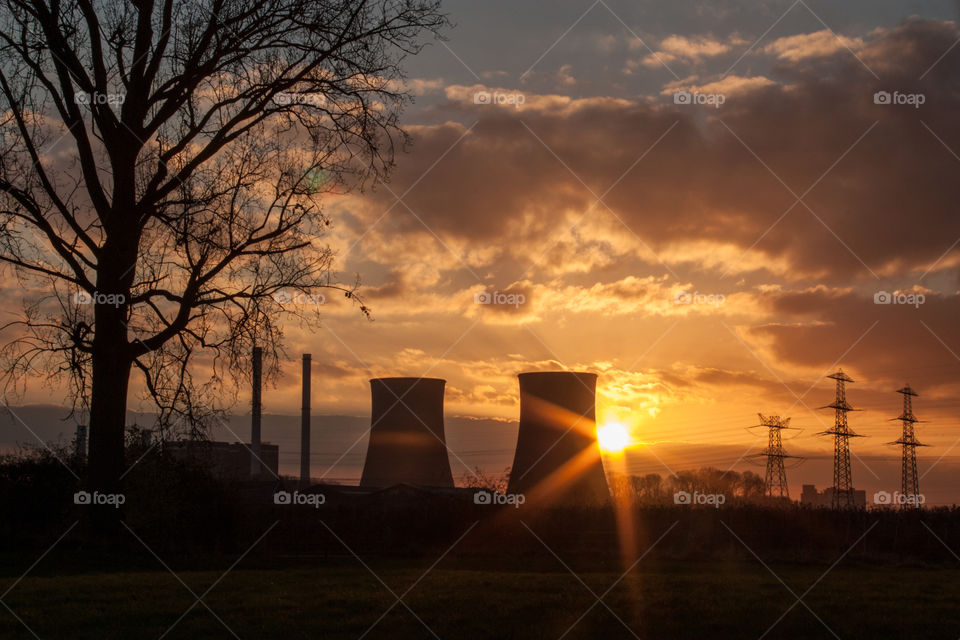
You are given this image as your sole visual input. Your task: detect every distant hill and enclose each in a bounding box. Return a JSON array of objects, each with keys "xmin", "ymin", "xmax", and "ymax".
[
  {"xmin": 3, "ymin": 405, "xmax": 958, "ymax": 504},
  {"xmin": 0, "ymin": 405, "xmax": 521, "ymax": 485}
]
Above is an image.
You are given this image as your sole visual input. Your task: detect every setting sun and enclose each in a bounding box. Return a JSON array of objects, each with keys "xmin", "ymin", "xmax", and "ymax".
[{"xmin": 597, "ymin": 422, "xmax": 632, "ymax": 453}]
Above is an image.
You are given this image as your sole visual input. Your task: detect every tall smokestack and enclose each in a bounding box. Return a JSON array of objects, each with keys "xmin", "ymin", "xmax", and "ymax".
[
  {"xmin": 507, "ymin": 371, "xmax": 610, "ymax": 504},
  {"xmin": 360, "ymin": 377, "xmax": 454, "ymax": 488},
  {"xmin": 250, "ymin": 346, "xmax": 262, "ymax": 478},
  {"xmin": 300, "ymin": 353, "xmax": 311, "ymax": 487}
]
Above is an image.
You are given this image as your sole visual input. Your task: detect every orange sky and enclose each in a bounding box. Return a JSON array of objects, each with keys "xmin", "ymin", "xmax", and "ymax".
[{"xmin": 3, "ymin": 2, "xmax": 960, "ymax": 503}]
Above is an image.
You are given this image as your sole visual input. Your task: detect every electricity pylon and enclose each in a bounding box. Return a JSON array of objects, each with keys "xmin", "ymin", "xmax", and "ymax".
[
  {"xmin": 748, "ymin": 414, "xmax": 801, "ymax": 498},
  {"xmin": 888, "ymin": 384, "xmax": 928, "ymax": 509},
  {"xmin": 818, "ymin": 370, "xmax": 864, "ymax": 509}
]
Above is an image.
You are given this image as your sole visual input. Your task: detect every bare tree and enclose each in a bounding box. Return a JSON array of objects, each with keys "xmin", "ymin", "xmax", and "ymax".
[{"xmin": 0, "ymin": 0, "xmax": 446, "ymax": 492}]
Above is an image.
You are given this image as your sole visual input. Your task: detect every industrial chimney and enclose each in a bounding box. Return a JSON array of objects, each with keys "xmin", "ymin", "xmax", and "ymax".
[
  {"xmin": 360, "ymin": 377, "xmax": 454, "ymax": 488},
  {"xmin": 250, "ymin": 346, "xmax": 262, "ymax": 478},
  {"xmin": 507, "ymin": 371, "xmax": 610, "ymax": 504},
  {"xmin": 300, "ymin": 353, "xmax": 311, "ymax": 488}
]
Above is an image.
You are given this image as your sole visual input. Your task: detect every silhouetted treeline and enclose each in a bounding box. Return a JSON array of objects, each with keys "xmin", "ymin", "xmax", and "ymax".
[
  {"xmin": 607, "ymin": 468, "xmax": 769, "ymax": 505},
  {"xmin": 3, "ymin": 444, "xmax": 960, "ymax": 569}
]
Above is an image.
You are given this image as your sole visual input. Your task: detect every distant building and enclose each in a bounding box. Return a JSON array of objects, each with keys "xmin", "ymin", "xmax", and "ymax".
[
  {"xmin": 801, "ymin": 484, "xmax": 866, "ymax": 508},
  {"xmin": 165, "ymin": 441, "xmax": 279, "ymax": 480}
]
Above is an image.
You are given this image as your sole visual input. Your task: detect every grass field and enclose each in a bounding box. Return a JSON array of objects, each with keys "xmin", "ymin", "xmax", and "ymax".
[
  {"xmin": 2, "ymin": 558, "xmax": 959, "ymax": 639},
  {"xmin": 5, "ymin": 463, "xmax": 960, "ymax": 639}
]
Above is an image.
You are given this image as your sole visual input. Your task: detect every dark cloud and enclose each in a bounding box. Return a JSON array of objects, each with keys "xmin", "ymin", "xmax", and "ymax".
[
  {"xmin": 693, "ymin": 367, "xmax": 786, "ymax": 391},
  {"xmin": 312, "ymin": 361, "xmax": 359, "ymax": 379},
  {"xmin": 359, "ymin": 20, "xmax": 960, "ymax": 282},
  {"xmin": 360, "ymin": 269, "xmax": 409, "ymax": 299},
  {"xmin": 750, "ymin": 286, "xmax": 960, "ymax": 391}
]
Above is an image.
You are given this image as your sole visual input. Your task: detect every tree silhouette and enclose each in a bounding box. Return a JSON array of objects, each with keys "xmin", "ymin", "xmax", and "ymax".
[
  {"xmin": 609, "ymin": 468, "xmax": 773, "ymax": 505},
  {"xmin": 0, "ymin": 0, "xmax": 446, "ymax": 493}
]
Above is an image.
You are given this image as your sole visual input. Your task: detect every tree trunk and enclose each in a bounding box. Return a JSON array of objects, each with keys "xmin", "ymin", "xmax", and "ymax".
[
  {"xmin": 84, "ymin": 298, "xmax": 131, "ymax": 541},
  {"xmin": 87, "ymin": 310, "xmax": 132, "ymax": 494},
  {"xmin": 86, "ymin": 240, "xmax": 135, "ymax": 495}
]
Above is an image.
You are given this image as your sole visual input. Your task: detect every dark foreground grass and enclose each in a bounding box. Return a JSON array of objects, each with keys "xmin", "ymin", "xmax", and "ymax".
[{"xmin": 2, "ymin": 559, "xmax": 959, "ymax": 639}]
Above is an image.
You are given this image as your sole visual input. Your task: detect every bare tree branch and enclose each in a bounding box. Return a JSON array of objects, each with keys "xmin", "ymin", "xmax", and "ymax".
[{"xmin": 0, "ymin": 0, "xmax": 445, "ymax": 487}]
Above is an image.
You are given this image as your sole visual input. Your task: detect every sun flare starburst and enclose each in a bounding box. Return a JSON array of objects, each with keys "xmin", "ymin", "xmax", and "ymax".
[{"xmin": 597, "ymin": 422, "xmax": 632, "ymax": 453}]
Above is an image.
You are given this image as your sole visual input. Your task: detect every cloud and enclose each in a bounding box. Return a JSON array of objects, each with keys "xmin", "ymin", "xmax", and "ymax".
[
  {"xmin": 763, "ymin": 30, "xmax": 864, "ymax": 62},
  {"xmin": 556, "ymin": 64, "xmax": 577, "ymax": 87},
  {"xmin": 635, "ymin": 34, "xmax": 740, "ymax": 68},
  {"xmin": 661, "ymin": 74, "xmax": 777, "ymax": 97},
  {"xmin": 402, "ymin": 77, "xmax": 446, "ymax": 95},
  {"xmin": 351, "ymin": 22, "xmax": 960, "ymax": 287},
  {"xmin": 747, "ymin": 286, "xmax": 960, "ymax": 393}
]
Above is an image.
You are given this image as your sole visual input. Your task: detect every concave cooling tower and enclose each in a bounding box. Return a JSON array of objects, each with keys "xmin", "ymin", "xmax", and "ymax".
[
  {"xmin": 360, "ymin": 377, "xmax": 454, "ymax": 488},
  {"xmin": 507, "ymin": 371, "xmax": 610, "ymax": 504}
]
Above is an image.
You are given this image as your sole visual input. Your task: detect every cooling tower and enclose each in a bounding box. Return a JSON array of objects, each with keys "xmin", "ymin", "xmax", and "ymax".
[
  {"xmin": 360, "ymin": 377, "xmax": 454, "ymax": 488},
  {"xmin": 507, "ymin": 371, "xmax": 610, "ymax": 504}
]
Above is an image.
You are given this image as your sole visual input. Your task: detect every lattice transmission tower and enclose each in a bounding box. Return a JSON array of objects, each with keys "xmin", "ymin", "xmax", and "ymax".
[
  {"xmin": 818, "ymin": 370, "xmax": 864, "ymax": 509},
  {"xmin": 888, "ymin": 384, "xmax": 928, "ymax": 509},
  {"xmin": 748, "ymin": 414, "xmax": 801, "ymax": 498}
]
